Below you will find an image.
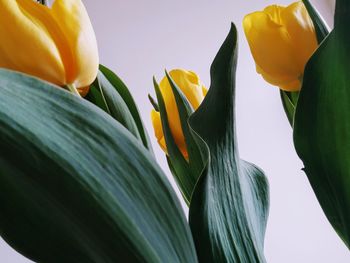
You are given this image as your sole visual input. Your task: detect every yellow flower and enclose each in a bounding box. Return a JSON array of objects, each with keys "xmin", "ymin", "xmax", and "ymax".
[
  {"xmin": 243, "ymin": 1, "xmax": 318, "ymax": 91},
  {"xmin": 0, "ymin": 0, "xmax": 99, "ymax": 94},
  {"xmin": 151, "ymin": 69, "xmax": 207, "ymax": 159}
]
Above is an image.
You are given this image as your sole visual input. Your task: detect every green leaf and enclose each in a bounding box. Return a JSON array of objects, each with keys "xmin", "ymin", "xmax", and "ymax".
[
  {"xmin": 153, "ymin": 78, "xmax": 194, "ymax": 205},
  {"xmin": 89, "ymin": 71, "xmax": 142, "ymax": 142},
  {"xmin": 165, "ymin": 71, "xmax": 204, "ymax": 175},
  {"xmin": 100, "ymin": 65, "xmax": 154, "ymax": 153},
  {"xmin": 188, "ymin": 24, "xmax": 269, "ymax": 263},
  {"xmin": 85, "ymin": 82, "xmax": 109, "ymax": 113},
  {"xmin": 152, "ymin": 70, "xmax": 208, "ymax": 205},
  {"xmin": 87, "ymin": 65, "xmax": 153, "ymax": 153},
  {"xmin": 0, "ymin": 69, "xmax": 197, "ymax": 263},
  {"xmin": 293, "ymin": 1, "xmax": 350, "ymax": 248}
]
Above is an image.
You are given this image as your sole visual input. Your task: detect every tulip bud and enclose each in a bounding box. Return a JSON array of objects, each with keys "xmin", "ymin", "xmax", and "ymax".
[
  {"xmin": 0, "ymin": 0, "xmax": 99, "ymax": 94},
  {"xmin": 243, "ymin": 1, "xmax": 318, "ymax": 91},
  {"xmin": 151, "ymin": 69, "xmax": 207, "ymax": 159}
]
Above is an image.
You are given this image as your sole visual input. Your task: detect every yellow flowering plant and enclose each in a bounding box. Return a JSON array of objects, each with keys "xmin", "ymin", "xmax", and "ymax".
[
  {"xmin": 150, "ymin": 25, "xmax": 270, "ymax": 262},
  {"xmin": 0, "ymin": 0, "xmax": 270, "ymax": 260},
  {"xmin": 243, "ymin": 0, "xmax": 325, "ymax": 126},
  {"xmin": 0, "ymin": 0, "xmax": 347, "ymax": 262},
  {"xmin": 244, "ymin": 0, "xmax": 350, "ymax": 249}
]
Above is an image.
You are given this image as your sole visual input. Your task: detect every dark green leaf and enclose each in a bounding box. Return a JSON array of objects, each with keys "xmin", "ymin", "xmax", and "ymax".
[
  {"xmin": 148, "ymin": 94, "xmax": 159, "ymax": 111},
  {"xmin": 188, "ymin": 24, "xmax": 269, "ymax": 263},
  {"xmin": 85, "ymin": 83, "xmax": 109, "ymax": 113},
  {"xmin": 0, "ymin": 69, "xmax": 197, "ymax": 263},
  {"xmin": 153, "ymin": 78, "xmax": 194, "ymax": 205},
  {"xmin": 89, "ymin": 71, "xmax": 142, "ymax": 143},
  {"xmin": 165, "ymin": 72, "xmax": 205, "ymax": 188},
  {"xmin": 99, "ymin": 65, "xmax": 154, "ymax": 153},
  {"xmin": 293, "ymin": 1, "xmax": 350, "ymax": 248}
]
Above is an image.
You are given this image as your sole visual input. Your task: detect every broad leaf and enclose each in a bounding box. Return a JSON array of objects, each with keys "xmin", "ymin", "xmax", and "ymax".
[
  {"xmin": 188, "ymin": 24, "xmax": 269, "ymax": 263},
  {"xmin": 293, "ymin": 0, "xmax": 350, "ymax": 248},
  {"xmin": 0, "ymin": 69, "xmax": 197, "ymax": 263}
]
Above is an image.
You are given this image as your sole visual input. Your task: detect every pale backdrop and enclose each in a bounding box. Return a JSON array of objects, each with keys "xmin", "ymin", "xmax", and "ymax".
[{"xmin": 2, "ymin": 0, "xmax": 349, "ymax": 262}]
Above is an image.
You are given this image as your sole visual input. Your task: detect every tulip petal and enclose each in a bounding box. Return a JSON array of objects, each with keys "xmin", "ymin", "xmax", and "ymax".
[
  {"xmin": 256, "ymin": 64, "xmax": 301, "ymax": 91},
  {"xmin": 243, "ymin": 1, "xmax": 318, "ymax": 91},
  {"xmin": 0, "ymin": 0, "xmax": 65, "ymax": 85},
  {"xmin": 243, "ymin": 11, "xmax": 301, "ymax": 85},
  {"xmin": 263, "ymin": 5, "xmax": 284, "ymax": 24},
  {"xmin": 160, "ymin": 69, "xmax": 205, "ymax": 109},
  {"xmin": 157, "ymin": 69, "xmax": 205, "ymax": 158},
  {"xmin": 278, "ymin": 78, "xmax": 301, "ymax": 91},
  {"xmin": 51, "ymin": 0, "xmax": 99, "ymax": 88},
  {"xmin": 151, "ymin": 109, "xmax": 167, "ymax": 153},
  {"xmin": 281, "ymin": 2, "xmax": 318, "ymax": 71},
  {"xmin": 202, "ymin": 85, "xmax": 208, "ymax": 96}
]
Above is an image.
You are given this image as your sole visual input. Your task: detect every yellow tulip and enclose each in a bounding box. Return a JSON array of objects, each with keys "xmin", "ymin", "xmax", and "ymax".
[
  {"xmin": 0, "ymin": 0, "xmax": 99, "ymax": 94},
  {"xmin": 243, "ymin": 1, "xmax": 318, "ymax": 91},
  {"xmin": 151, "ymin": 69, "xmax": 207, "ymax": 159}
]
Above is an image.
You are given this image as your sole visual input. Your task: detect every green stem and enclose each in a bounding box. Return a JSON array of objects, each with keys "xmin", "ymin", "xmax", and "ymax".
[{"xmin": 66, "ymin": 84, "xmax": 81, "ymax": 97}]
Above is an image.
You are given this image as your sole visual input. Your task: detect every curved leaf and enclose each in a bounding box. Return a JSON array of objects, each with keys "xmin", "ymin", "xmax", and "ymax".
[
  {"xmin": 188, "ymin": 24, "xmax": 269, "ymax": 263},
  {"xmin": 152, "ymin": 71, "xmax": 206, "ymax": 205},
  {"xmin": 86, "ymin": 65, "xmax": 153, "ymax": 153},
  {"xmin": 0, "ymin": 69, "xmax": 197, "ymax": 263},
  {"xmin": 166, "ymin": 71, "xmax": 204, "ymax": 178},
  {"xmin": 293, "ymin": 0, "xmax": 350, "ymax": 248},
  {"xmin": 88, "ymin": 71, "xmax": 142, "ymax": 142},
  {"xmin": 100, "ymin": 65, "xmax": 154, "ymax": 153},
  {"xmin": 153, "ymin": 78, "xmax": 194, "ymax": 204}
]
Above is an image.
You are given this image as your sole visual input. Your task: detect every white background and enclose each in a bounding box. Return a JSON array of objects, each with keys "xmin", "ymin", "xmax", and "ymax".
[{"xmin": 2, "ymin": 0, "xmax": 349, "ymax": 262}]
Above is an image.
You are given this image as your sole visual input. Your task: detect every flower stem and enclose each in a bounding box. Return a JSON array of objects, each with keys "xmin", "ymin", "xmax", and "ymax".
[{"xmin": 66, "ymin": 84, "xmax": 81, "ymax": 98}]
